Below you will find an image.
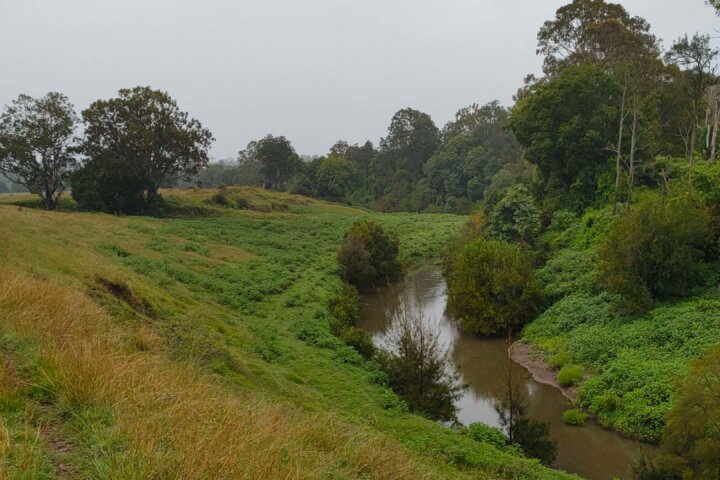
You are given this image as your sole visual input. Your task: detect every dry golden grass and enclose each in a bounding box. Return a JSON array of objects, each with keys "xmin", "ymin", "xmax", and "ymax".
[{"xmin": 0, "ymin": 268, "xmax": 447, "ymax": 479}]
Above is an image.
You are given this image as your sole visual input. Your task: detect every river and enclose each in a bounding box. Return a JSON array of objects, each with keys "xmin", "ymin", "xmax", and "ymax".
[{"xmin": 358, "ymin": 265, "xmax": 655, "ymax": 480}]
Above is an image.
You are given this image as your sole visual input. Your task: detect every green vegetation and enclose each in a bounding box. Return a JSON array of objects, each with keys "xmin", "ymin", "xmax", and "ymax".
[
  {"xmin": 562, "ymin": 409, "xmax": 587, "ymax": 426},
  {"xmin": 337, "ymin": 220, "xmax": 401, "ymax": 290},
  {"xmin": 0, "ymin": 188, "xmax": 575, "ymax": 479},
  {"xmin": 557, "ymin": 365, "xmax": 584, "ymax": 387},
  {"xmin": 447, "ymin": 238, "xmax": 544, "ymax": 335},
  {"xmin": 597, "ymin": 198, "xmax": 713, "ymax": 313}
]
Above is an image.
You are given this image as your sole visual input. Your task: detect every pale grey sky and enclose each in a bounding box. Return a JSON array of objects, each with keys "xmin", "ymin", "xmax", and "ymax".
[{"xmin": 1, "ymin": 0, "xmax": 717, "ymax": 158}]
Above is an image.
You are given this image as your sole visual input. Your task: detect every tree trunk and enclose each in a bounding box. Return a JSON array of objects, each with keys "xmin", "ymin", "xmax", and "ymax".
[
  {"xmin": 712, "ymin": 92, "xmax": 719, "ymax": 162},
  {"xmin": 614, "ymin": 86, "xmax": 627, "ymax": 213},
  {"xmin": 628, "ymin": 109, "xmax": 639, "ymax": 209}
]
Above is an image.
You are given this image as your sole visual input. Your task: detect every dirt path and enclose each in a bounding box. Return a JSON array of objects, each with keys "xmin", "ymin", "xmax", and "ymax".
[{"xmin": 508, "ymin": 341, "xmax": 577, "ymax": 402}]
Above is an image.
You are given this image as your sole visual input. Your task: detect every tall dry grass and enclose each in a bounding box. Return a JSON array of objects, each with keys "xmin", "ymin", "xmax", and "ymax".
[{"xmin": 0, "ymin": 269, "xmax": 439, "ymax": 479}]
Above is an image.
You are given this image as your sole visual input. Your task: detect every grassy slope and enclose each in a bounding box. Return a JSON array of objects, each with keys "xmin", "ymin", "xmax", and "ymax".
[
  {"xmin": 521, "ymin": 206, "xmax": 720, "ymax": 442},
  {"xmin": 0, "ymin": 187, "xmax": 576, "ymax": 479}
]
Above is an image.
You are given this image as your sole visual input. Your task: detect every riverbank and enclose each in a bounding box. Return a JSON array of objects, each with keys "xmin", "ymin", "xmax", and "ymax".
[{"xmin": 508, "ymin": 341, "xmax": 577, "ymax": 402}]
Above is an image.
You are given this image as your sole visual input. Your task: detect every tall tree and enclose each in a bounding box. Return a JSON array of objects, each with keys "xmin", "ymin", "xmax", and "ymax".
[
  {"xmin": 378, "ymin": 108, "xmax": 440, "ymax": 183},
  {"xmin": 79, "ymin": 86, "xmax": 213, "ymax": 212},
  {"xmin": 241, "ymin": 135, "xmax": 301, "ymax": 190},
  {"xmin": 0, "ymin": 92, "xmax": 79, "ymax": 210},
  {"xmin": 537, "ymin": 0, "xmax": 657, "ymax": 77},
  {"xmin": 509, "ymin": 64, "xmax": 619, "ymax": 212},
  {"xmin": 665, "ymin": 34, "xmax": 719, "ymax": 167}
]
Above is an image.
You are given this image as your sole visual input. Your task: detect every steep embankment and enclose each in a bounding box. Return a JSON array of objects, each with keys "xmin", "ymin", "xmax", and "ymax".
[
  {"xmin": 0, "ymin": 188, "xmax": 577, "ymax": 479},
  {"xmin": 519, "ymin": 207, "xmax": 720, "ymax": 442}
]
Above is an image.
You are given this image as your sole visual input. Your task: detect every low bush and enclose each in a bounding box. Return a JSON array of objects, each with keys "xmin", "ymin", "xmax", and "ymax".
[
  {"xmin": 459, "ymin": 422, "xmax": 508, "ymax": 450},
  {"xmin": 339, "ymin": 326, "xmax": 376, "ymax": 359},
  {"xmin": 557, "ymin": 364, "xmax": 583, "ymax": 387},
  {"xmin": 562, "ymin": 409, "xmax": 586, "ymax": 426},
  {"xmin": 547, "ymin": 352, "xmax": 570, "ymax": 370}
]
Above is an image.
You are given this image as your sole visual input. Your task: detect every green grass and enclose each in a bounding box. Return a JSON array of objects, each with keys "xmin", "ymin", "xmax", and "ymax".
[{"xmin": 0, "ymin": 187, "xmax": 577, "ymax": 479}]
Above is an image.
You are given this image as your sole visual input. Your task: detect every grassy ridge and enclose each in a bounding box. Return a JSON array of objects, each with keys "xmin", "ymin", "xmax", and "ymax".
[{"xmin": 0, "ymin": 188, "xmax": 576, "ymax": 479}]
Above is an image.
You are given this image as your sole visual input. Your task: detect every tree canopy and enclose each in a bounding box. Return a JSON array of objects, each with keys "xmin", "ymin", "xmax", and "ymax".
[{"xmin": 0, "ymin": 92, "xmax": 79, "ymax": 210}]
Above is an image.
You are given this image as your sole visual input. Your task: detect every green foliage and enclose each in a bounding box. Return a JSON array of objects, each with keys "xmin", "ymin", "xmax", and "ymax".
[
  {"xmin": 598, "ymin": 198, "xmax": 713, "ymax": 312},
  {"xmin": 0, "ymin": 92, "xmax": 79, "ymax": 210},
  {"xmin": 655, "ymin": 348, "xmax": 720, "ymax": 480},
  {"xmin": 460, "ymin": 422, "xmax": 509, "ymax": 451},
  {"xmin": 447, "ymin": 238, "xmax": 544, "ymax": 335},
  {"xmin": 338, "ymin": 326, "xmax": 376, "ymax": 360},
  {"xmin": 562, "ymin": 409, "xmax": 586, "ymax": 426},
  {"xmin": 495, "ymin": 385, "xmax": 557, "ymax": 465},
  {"xmin": 509, "ymin": 64, "xmax": 620, "ymax": 213},
  {"xmin": 76, "ymin": 86, "xmax": 213, "ymax": 214},
  {"xmin": 327, "ymin": 283, "xmax": 360, "ymax": 334},
  {"xmin": 485, "ymin": 184, "xmax": 541, "ymax": 244},
  {"xmin": 382, "ymin": 311, "xmax": 462, "ymax": 422},
  {"xmin": 557, "ymin": 365, "xmax": 583, "ymax": 387},
  {"xmin": 547, "ymin": 352, "xmax": 571, "ymax": 369},
  {"xmin": 337, "ymin": 220, "xmax": 401, "ymax": 290}
]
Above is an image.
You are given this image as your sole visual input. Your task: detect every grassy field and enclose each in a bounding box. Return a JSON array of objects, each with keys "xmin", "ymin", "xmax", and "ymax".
[{"xmin": 0, "ymin": 188, "xmax": 576, "ymax": 479}]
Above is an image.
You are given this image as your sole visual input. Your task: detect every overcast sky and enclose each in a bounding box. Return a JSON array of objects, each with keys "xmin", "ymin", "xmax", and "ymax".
[{"xmin": 1, "ymin": 1, "xmax": 717, "ymax": 158}]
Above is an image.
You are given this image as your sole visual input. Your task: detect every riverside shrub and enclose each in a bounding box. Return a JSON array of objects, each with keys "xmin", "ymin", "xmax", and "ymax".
[
  {"xmin": 557, "ymin": 365, "xmax": 583, "ymax": 387},
  {"xmin": 337, "ymin": 220, "xmax": 401, "ymax": 290},
  {"xmin": 562, "ymin": 409, "xmax": 586, "ymax": 426},
  {"xmin": 447, "ymin": 238, "xmax": 544, "ymax": 335},
  {"xmin": 597, "ymin": 198, "xmax": 712, "ymax": 312}
]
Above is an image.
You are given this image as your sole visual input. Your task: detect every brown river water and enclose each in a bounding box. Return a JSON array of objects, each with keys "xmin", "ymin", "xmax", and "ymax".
[{"xmin": 358, "ymin": 265, "xmax": 655, "ymax": 480}]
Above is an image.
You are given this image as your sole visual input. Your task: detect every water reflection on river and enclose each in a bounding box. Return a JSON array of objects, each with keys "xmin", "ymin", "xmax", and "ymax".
[{"xmin": 358, "ymin": 265, "xmax": 655, "ymax": 480}]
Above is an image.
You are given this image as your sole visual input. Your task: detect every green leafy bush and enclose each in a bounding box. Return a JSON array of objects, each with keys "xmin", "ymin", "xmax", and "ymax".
[
  {"xmin": 447, "ymin": 238, "xmax": 544, "ymax": 335},
  {"xmin": 598, "ymin": 198, "xmax": 713, "ymax": 312},
  {"xmin": 337, "ymin": 220, "xmax": 401, "ymax": 290},
  {"xmin": 460, "ymin": 422, "xmax": 508, "ymax": 451},
  {"xmin": 562, "ymin": 409, "xmax": 586, "ymax": 426},
  {"xmin": 557, "ymin": 365, "xmax": 583, "ymax": 387},
  {"xmin": 339, "ymin": 326, "xmax": 376, "ymax": 359},
  {"xmin": 547, "ymin": 352, "xmax": 570, "ymax": 369}
]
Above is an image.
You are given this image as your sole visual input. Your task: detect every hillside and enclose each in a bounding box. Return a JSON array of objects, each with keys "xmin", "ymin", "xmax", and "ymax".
[{"xmin": 0, "ymin": 187, "xmax": 577, "ymax": 479}]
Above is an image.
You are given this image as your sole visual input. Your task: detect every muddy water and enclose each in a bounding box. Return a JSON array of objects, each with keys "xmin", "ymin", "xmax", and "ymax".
[{"xmin": 358, "ymin": 265, "xmax": 655, "ymax": 480}]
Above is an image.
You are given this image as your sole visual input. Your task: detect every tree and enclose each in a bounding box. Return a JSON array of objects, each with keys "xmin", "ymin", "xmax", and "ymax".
[
  {"xmin": 337, "ymin": 220, "xmax": 401, "ymax": 290},
  {"xmin": 383, "ymin": 297, "xmax": 462, "ymax": 422},
  {"xmin": 655, "ymin": 348, "xmax": 720, "ymax": 479},
  {"xmin": 597, "ymin": 198, "xmax": 712, "ymax": 312},
  {"xmin": 377, "ymin": 108, "xmax": 440, "ymax": 184},
  {"xmin": 509, "ymin": 64, "xmax": 619, "ymax": 213},
  {"xmin": 77, "ymin": 86, "xmax": 213, "ymax": 213},
  {"xmin": 447, "ymin": 238, "xmax": 544, "ymax": 335},
  {"xmin": 665, "ymin": 34, "xmax": 719, "ymax": 165},
  {"xmin": 709, "ymin": 0, "xmax": 720, "ymax": 14},
  {"xmin": 495, "ymin": 384, "xmax": 557, "ymax": 465},
  {"xmin": 241, "ymin": 135, "xmax": 301, "ymax": 190},
  {"xmin": 0, "ymin": 92, "xmax": 79, "ymax": 210},
  {"xmin": 537, "ymin": 0, "xmax": 657, "ymax": 77},
  {"xmin": 315, "ymin": 156, "xmax": 357, "ymax": 199},
  {"xmin": 485, "ymin": 184, "xmax": 541, "ymax": 244}
]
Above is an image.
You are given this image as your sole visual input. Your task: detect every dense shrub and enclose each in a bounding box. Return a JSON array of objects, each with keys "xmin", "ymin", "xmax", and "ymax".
[
  {"xmin": 447, "ymin": 238, "xmax": 544, "ymax": 335},
  {"xmin": 337, "ymin": 220, "xmax": 401, "ymax": 290},
  {"xmin": 562, "ymin": 409, "xmax": 586, "ymax": 426},
  {"xmin": 598, "ymin": 198, "xmax": 713, "ymax": 312},
  {"xmin": 557, "ymin": 365, "xmax": 583, "ymax": 387}
]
